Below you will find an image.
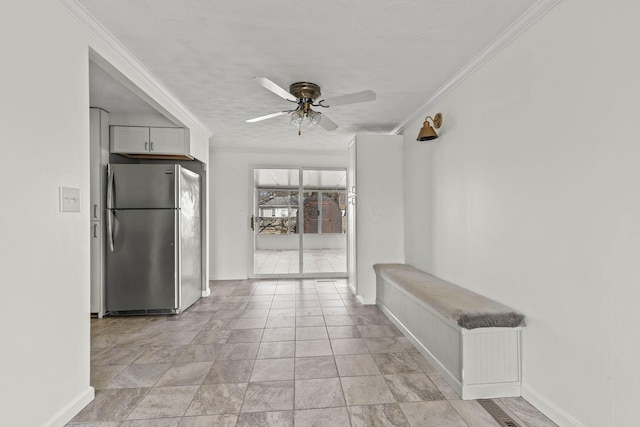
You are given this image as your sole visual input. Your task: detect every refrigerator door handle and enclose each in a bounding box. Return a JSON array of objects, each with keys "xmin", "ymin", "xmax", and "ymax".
[{"xmin": 106, "ymin": 165, "xmax": 115, "ymax": 252}]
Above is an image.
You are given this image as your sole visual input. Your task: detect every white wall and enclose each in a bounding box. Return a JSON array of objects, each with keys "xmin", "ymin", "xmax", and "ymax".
[
  {"xmin": 0, "ymin": 1, "xmax": 93, "ymax": 425},
  {"xmin": 209, "ymin": 149, "xmax": 347, "ymax": 279},
  {"xmin": 0, "ymin": 1, "xmax": 210, "ymax": 425},
  {"xmin": 402, "ymin": 1, "xmax": 639, "ymax": 425},
  {"xmin": 352, "ymin": 135, "xmax": 405, "ymax": 303}
]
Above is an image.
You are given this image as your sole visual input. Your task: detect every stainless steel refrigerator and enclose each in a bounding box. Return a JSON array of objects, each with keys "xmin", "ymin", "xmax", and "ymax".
[{"xmin": 105, "ymin": 164, "xmax": 201, "ymax": 314}]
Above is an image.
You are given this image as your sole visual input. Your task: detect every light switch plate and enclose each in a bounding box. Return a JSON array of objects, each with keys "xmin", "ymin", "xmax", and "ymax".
[{"xmin": 60, "ymin": 187, "xmax": 81, "ymax": 212}]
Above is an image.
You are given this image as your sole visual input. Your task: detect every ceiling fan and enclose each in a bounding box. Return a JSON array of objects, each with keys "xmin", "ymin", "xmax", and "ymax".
[{"xmin": 246, "ymin": 77, "xmax": 376, "ymax": 135}]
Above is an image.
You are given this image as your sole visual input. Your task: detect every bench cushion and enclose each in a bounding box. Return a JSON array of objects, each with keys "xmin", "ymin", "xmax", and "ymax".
[{"xmin": 374, "ymin": 264, "xmax": 525, "ymax": 329}]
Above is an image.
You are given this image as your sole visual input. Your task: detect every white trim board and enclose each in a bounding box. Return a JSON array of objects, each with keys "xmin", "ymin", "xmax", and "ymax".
[
  {"xmin": 390, "ymin": 0, "xmax": 565, "ymax": 136},
  {"xmin": 42, "ymin": 387, "xmax": 94, "ymax": 427},
  {"xmin": 56, "ymin": 0, "xmax": 211, "ymax": 138},
  {"xmin": 521, "ymin": 383, "xmax": 586, "ymax": 427}
]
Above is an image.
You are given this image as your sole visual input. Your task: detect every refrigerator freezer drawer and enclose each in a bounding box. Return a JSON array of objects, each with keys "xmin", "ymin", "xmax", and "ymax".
[{"xmin": 106, "ymin": 209, "xmax": 178, "ymax": 313}]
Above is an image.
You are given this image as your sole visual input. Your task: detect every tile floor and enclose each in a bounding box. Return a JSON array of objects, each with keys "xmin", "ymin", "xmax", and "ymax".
[
  {"xmin": 254, "ymin": 249, "xmax": 347, "ymax": 275},
  {"xmin": 69, "ymin": 278, "xmax": 557, "ymax": 426}
]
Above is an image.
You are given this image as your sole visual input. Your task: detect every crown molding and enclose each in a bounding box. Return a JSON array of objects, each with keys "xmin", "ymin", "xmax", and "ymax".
[
  {"xmin": 390, "ymin": 0, "xmax": 565, "ymax": 136},
  {"xmin": 57, "ymin": 0, "xmax": 212, "ymax": 137}
]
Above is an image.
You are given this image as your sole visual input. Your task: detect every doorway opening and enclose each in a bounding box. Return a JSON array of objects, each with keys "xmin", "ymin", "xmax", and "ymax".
[{"xmin": 251, "ymin": 168, "xmax": 347, "ymax": 277}]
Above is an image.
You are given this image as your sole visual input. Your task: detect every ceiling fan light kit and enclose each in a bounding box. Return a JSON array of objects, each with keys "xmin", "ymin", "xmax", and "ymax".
[
  {"xmin": 417, "ymin": 113, "xmax": 443, "ymax": 141},
  {"xmin": 247, "ymin": 77, "xmax": 376, "ymax": 135}
]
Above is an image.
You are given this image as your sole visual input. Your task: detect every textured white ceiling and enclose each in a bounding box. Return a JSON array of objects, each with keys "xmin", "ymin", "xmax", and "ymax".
[{"xmin": 79, "ymin": 0, "xmax": 537, "ymax": 152}]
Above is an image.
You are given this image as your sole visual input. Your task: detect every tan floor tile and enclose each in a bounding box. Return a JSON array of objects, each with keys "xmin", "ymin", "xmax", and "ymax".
[
  {"xmin": 174, "ymin": 345, "xmax": 219, "ymax": 363},
  {"xmin": 340, "ymin": 376, "xmax": 395, "ymax": 406},
  {"xmin": 178, "ymin": 415, "xmax": 238, "ymax": 427},
  {"xmin": 295, "ymin": 340, "xmax": 333, "ymax": 357},
  {"xmin": 257, "ymin": 341, "xmax": 296, "ymax": 359},
  {"xmin": 373, "ymin": 352, "xmax": 421, "ymax": 374},
  {"xmin": 71, "ymin": 388, "xmax": 148, "ymax": 422},
  {"xmin": 294, "ymin": 407, "xmax": 351, "ymax": 427},
  {"xmin": 127, "ymin": 386, "xmax": 199, "ymax": 420},
  {"xmin": 262, "ymin": 327, "xmax": 296, "ymax": 341},
  {"xmin": 449, "ymin": 400, "xmax": 502, "ymax": 427},
  {"xmin": 327, "ymin": 326, "xmax": 361, "ymax": 339},
  {"xmin": 226, "ymin": 328, "xmax": 264, "ymax": 343},
  {"xmin": 229, "ymin": 318, "xmax": 267, "ymax": 329},
  {"xmin": 155, "ymin": 362, "xmax": 213, "ymax": 386},
  {"xmin": 203, "ymin": 359, "xmax": 254, "ymax": 384},
  {"xmin": 294, "ymin": 377, "xmax": 345, "ymax": 409},
  {"xmin": 296, "ymin": 327, "xmax": 328, "ymax": 341},
  {"xmin": 265, "ymin": 317, "xmax": 296, "ymax": 328},
  {"xmin": 119, "ymin": 418, "xmax": 181, "ymax": 427},
  {"xmin": 241, "ymin": 381, "xmax": 295, "ymax": 413},
  {"xmin": 295, "ymin": 316, "xmax": 325, "ymax": 327},
  {"xmin": 295, "ymin": 356, "xmax": 338, "ymax": 380},
  {"xmin": 185, "ymin": 383, "xmax": 247, "ymax": 416},
  {"xmin": 335, "ymin": 354, "xmax": 380, "ymax": 376},
  {"xmin": 324, "ymin": 316, "xmax": 355, "ymax": 326},
  {"xmin": 216, "ymin": 343, "xmax": 259, "ymax": 360},
  {"xmin": 384, "ymin": 373, "xmax": 445, "ymax": 402},
  {"xmin": 106, "ymin": 363, "xmax": 170, "ymax": 388},
  {"xmin": 399, "ymin": 401, "xmax": 468, "ymax": 427},
  {"xmin": 348, "ymin": 404, "xmax": 410, "ymax": 427},
  {"xmin": 91, "ymin": 365, "xmax": 127, "ymax": 389},
  {"xmin": 331, "ymin": 338, "xmax": 370, "ymax": 355},
  {"xmin": 236, "ymin": 411, "xmax": 293, "ymax": 427},
  {"xmin": 251, "ymin": 358, "xmax": 295, "ymax": 382}
]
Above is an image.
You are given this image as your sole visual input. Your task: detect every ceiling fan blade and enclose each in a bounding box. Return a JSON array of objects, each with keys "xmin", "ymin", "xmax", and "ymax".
[
  {"xmin": 253, "ymin": 77, "xmax": 298, "ymax": 102},
  {"xmin": 321, "ymin": 90, "xmax": 376, "ymax": 107},
  {"xmin": 246, "ymin": 111, "xmax": 290, "ymax": 123},
  {"xmin": 319, "ymin": 113, "xmax": 338, "ymax": 131}
]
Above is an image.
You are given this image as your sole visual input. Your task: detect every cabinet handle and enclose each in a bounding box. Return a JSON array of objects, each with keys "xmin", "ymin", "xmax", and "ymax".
[
  {"xmin": 93, "ymin": 204, "xmax": 98, "ymax": 219},
  {"xmin": 150, "ymin": 142, "xmax": 154, "ymax": 151},
  {"xmin": 145, "ymin": 141, "xmax": 148, "ymax": 151},
  {"xmin": 93, "ymin": 223, "xmax": 98, "ymax": 238}
]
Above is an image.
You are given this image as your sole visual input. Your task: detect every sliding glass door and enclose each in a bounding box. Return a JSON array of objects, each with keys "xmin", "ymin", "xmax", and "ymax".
[{"xmin": 252, "ymin": 168, "xmax": 347, "ymax": 277}]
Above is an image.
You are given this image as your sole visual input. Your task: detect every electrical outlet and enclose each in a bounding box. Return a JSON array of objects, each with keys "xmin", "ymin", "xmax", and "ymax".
[{"xmin": 60, "ymin": 187, "xmax": 81, "ymax": 212}]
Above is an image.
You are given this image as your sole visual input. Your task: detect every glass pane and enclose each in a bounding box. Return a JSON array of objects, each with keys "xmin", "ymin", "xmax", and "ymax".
[
  {"xmin": 302, "ymin": 170, "xmax": 347, "ymax": 274},
  {"xmin": 253, "ymin": 169, "xmax": 300, "ymax": 275}
]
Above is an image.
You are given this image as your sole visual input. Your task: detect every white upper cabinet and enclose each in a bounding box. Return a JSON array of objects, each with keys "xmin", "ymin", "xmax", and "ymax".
[
  {"xmin": 110, "ymin": 126, "xmax": 187, "ymax": 156},
  {"xmin": 149, "ymin": 127, "xmax": 186, "ymax": 154}
]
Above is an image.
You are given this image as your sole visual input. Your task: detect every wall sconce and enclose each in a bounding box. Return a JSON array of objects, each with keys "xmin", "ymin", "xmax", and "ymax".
[{"xmin": 417, "ymin": 113, "xmax": 443, "ymax": 141}]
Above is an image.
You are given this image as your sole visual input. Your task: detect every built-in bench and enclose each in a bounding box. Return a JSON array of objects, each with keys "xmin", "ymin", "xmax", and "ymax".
[{"xmin": 374, "ymin": 263, "xmax": 525, "ymax": 400}]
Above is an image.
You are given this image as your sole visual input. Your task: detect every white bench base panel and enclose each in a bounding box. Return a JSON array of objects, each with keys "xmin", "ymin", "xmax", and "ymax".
[{"xmin": 376, "ymin": 275, "xmax": 523, "ymax": 400}]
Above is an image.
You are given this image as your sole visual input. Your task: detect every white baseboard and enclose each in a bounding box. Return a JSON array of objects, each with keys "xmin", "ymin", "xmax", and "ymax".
[
  {"xmin": 201, "ymin": 288, "xmax": 211, "ymax": 297},
  {"xmin": 521, "ymin": 383, "xmax": 585, "ymax": 427},
  {"xmin": 42, "ymin": 386, "xmax": 94, "ymax": 427}
]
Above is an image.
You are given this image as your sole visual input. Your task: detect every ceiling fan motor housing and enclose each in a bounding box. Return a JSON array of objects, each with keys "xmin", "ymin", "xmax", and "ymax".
[{"xmin": 289, "ymin": 82, "xmax": 322, "ymax": 102}]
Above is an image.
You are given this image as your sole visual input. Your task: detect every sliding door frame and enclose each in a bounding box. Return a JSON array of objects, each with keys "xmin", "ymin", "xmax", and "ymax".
[{"xmin": 249, "ymin": 166, "xmax": 348, "ymax": 279}]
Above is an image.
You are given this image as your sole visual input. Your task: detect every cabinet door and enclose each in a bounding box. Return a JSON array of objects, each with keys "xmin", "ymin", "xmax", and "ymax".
[
  {"xmin": 90, "ymin": 221, "xmax": 103, "ymax": 315},
  {"xmin": 89, "ymin": 109, "xmax": 102, "ymax": 219},
  {"xmin": 90, "ymin": 109, "xmax": 110, "ymax": 221},
  {"xmin": 111, "ymin": 126, "xmax": 150, "ymax": 154},
  {"xmin": 149, "ymin": 127, "xmax": 185, "ymax": 154}
]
